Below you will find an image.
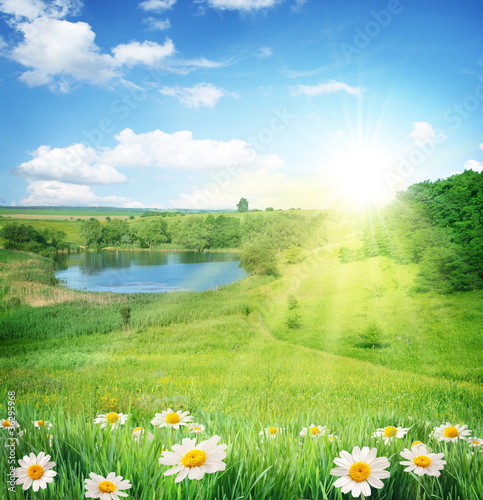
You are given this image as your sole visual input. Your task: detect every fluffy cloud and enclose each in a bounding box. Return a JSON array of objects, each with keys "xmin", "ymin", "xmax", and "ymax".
[
  {"xmin": 112, "ymin": 39, "xmax": 175, "ymax": 67},
  {"xmin": 13, "ymin": 144, "xmax": 127, "ymax": 184},
  {"xmin": 19, "ymin": 180, "xmax": 143, "ymax": 207},
  {"xmin": 143, "ymin": 17, "xmax": 171, "ymax": 30},
  {"xmin": 463, "ymin": 159, "xmax": 483, "ymax": 173},
  {"xmin": 206, "ymin": 0, "xmax": 279, "ymax": 11},
  {"xmin": 10, "ymin": 17, "xmax": 119, "ymax": 90},
  {"xmin": 291, "ymin": 80, "xmax": 365, "ymax": 97},
  {"xmin": 159, "ymin": 82, "xmax": 235, "ymax": 108},
  {"xmin": 139, "ymin": 0, "xmax": 176, "ymax": 12},
  {"xmin": 0, "ymin": 0, "xmax": 80, "ymax": 21},
  {"xmin": 100, "ymin": 128, "xmax": 283, "ymax": 170},
  {"xmin": 410, "ymin": 121, "xmax": 436, "ymax": 145}
]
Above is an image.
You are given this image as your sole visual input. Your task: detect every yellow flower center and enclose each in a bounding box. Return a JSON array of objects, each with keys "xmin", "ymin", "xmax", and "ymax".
[
  {"xmin": 106, "ymin": 412, "xmax": 119, "ymax": 424},
  {"xmin": 133, "ymin": 427, "xmax": 143, "ymax": 433},
  {"xmin": 37, "ymin": 420, "xmax": 45, "ymax": 426},
  {"xmin": 348, "ymin": 462, "xmax": 371, "ymax": 482},
  {"xmin": 165, "ymin": 412, "xmax": 181, "ymax": 424},
  {"xmin": 194, "ymin": 427, "xmax": 201, "ymax": 431},
  {"xmin": 98, "ymin": 480, "xmax": 117, "ymax": 493},
  {"xmin": 384, "ymin": 426, "xmax": 397, "ymax": 437},
  {"xmin": 472, "ymin": 441, "xmax": 481, "ymax": 446},
  {"xmin": 27, "ymin": 465, "xmax": 44, "ymax": 480},
  {"xmin": 413, "ymin": 455, "xmax": 432, "ymax": 468},
  {"xmin": 269, "ymin": 426, "xmax": 278, "ymax": 435},
  {"xmin": 3, "ymin": 420, "xmax": 11, "ymax": 427},
  {"xmin": 443, "ymin": 426, "xmax": 458, "ymax": 438},
  {"xmin": 181, "ymin": 449, "xmax": 207, "ymax": 468},
  {"xmin": 412, "ymin": 441, "xmax": 422, "ymax": 446},
  {"xmin": 310, "ymin": 426, "xmax": 321, "ymax": 435}
]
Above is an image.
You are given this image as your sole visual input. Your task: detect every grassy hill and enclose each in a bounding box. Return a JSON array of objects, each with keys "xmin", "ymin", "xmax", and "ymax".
[{"xmin": 0, "ymin": 211, "xmax": 481, "ymax": 499}]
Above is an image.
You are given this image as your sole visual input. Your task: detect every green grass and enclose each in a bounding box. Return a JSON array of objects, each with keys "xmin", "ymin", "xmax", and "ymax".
[{"xmin": 0, "ymin": 211, "xmax": 482, "ymax": 499}]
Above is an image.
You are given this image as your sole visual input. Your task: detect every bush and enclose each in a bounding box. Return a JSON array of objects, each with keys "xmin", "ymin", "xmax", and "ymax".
[
  {"xmin": 239, "ymin": 240, "xmax": 279, "ymax": 277},
  {"xmin": 287, "ymin": 295, "xmax": 298, "ymax": 310},
  {"xmin": 284, "ymin": 245, "xmax": 307, "ymax": 264},
  {"xmin": 359, "ymin": 323, "xmax": 383, "ymax": 349},
  {"xmin": 286, "ymin": 312, "xmax": 302, "ymax": 329}
]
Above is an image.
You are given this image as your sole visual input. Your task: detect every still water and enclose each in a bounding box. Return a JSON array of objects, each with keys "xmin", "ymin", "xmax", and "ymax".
[{"xmin": 54, "ymin": 251, "xmax": 247, "ymax": 293}]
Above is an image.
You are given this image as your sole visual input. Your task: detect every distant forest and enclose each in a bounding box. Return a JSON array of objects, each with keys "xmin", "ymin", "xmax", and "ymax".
[{"xmin": 358, "ymin": 169, "xmax": 483, "ymax": 293}]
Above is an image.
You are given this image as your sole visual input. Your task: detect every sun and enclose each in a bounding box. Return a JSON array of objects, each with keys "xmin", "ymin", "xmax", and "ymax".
[{"xmin": 328, "ymin": 145, "xmax": 395, "ymax": 208}]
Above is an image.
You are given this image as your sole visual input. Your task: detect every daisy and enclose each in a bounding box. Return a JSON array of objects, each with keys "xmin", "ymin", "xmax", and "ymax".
[
  {"xmin": 468, "ymin": 437, "xmax": 483, "ymax": 448},
  {"xmin": 259, "ymin": 426, "xmax": 283, "ymax": 438},
  {"xmin": 327, "ymin": 433, "xmax": 339, "ymax": 442},
  {"xmin": 400, "ymin": 443, "xmax": 446, "ymax": 476},
  {"xmin": 159, "ymin": 435, "xmax": 227, "ymax": 482},
  {"xmin": 300, "ymin": 425, "xmax": 327, "ymax": 438},
  {"xmin": 94, "ymin": 412, "xmax": 129, "ymax": 429},
  {"xmin": 433, "ymin": 422, "xmax": 471, "ymax": 442},
  {"xmin": 1, "ymin": 419, "xmax": 19, "ymax": 430},
  {"xmin": 151, "ymin": 409, "xmax": 193, "ymax": 430},
  {"xmin": 84, "ymin": 472, "xmax": 132, "ymax": 499},
  {"xmin": 372, "ymin": 425, "xmax": 410, "ymax": 443},
  {"xmin": 131, "ymin": 427, "xmax": 154, "ymax": 442},
  {"xmin": 330, "ymin": 446, "xmax": 390, "ymax": 498},
  {"xmin": 15, "ymin": 451, "xmax": 57, "ymax": 492},
  {"xmin": 33, "ymin": 420, "xmax": 53, "ymax": 429},
  {"xmin": 188, "ymin": 423, "xmax": 205, "ymax": 434}
]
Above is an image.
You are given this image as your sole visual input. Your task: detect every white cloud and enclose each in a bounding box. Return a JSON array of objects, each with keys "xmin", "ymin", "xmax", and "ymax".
[
  {"xmin": 257, "ymin": 46, "xmax": 272, "ymax": 58},
  {"xmin": 463, "ymin": 159, "xmax": 483, "ymax": 173},
  {"xmin": 13, "ymin": 144, "xmax": 127, "ymax": 184},
  {"xmin": 206, "ymin": 0, "xmax": 279, "ymax": 11},
  {"xmin": 111, "ymin": 39, "xmax": 175, "ymax": 67},
  {"xmin": 0, "ymin": 0, "xmax": 80, "ymax": 21},
  {"xmin": 139, "ymin": 0, "xmax": 176, "ymax": 12},
  {"xmin": 10, "ymin": 17, "xmax": 119, "ymax": 90},
  {"xmin": 291, "ymin": 0, "xmax": 307, "ymax": 11},
  {"xmin": 291, "ymin": 80, "xmax": 365, "ymax": 97},
  {"xmin": 19, "ymin": 180, "xmax": 143, "ymax": 207},
  {"xmin": 410, "ymin": 121, "xmax": 436, "ymax": 145},
  {"xmin": 100, "ymin": 128, "xmax": 283, "ymax": 170},
  {"xmin": 143, "ymin": 16, "xmax": 171, "ymax": 30},
  {"xmin": 159, "ymin": 82, "xmax": 235, "ymax": 108},
  {"xmin": 169, "ymin": 168, "xmax": 317, "ymax": 210}
]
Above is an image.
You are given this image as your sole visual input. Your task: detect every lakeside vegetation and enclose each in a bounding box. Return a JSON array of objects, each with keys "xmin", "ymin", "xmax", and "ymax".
[{"xmin": 1, "ymin": 172, "xmax": 482, "ymax": 499}]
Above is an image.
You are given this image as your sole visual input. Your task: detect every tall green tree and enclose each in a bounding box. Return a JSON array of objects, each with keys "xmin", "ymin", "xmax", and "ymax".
[
  {"xmin": 135, "ymin": 218, "xmax": 169, "ymax": 249},
  {"xmin": 79, "ymin": 219, "xmax": 104, "ymax": 248},
  {"xmin": 237, "ymin": 197, "xmax": 249, "ymax": 213},
  {"xmin": 171, "ymin": 217, "xmax": 209, "ymax": 252}
]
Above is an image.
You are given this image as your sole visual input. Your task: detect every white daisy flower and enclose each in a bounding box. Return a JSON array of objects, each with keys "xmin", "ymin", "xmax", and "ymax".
[
  {"xmin": 468, "ymin": 437, "xmax": 483, "ymax": 448},
  {"xmin": 300, "ymin": 425, "xmax": 327, "ymax": 438},
  {"xmin": 93, "ymin": 412, "xmax": 129, "ymax": 429},
  {"xmin": 15, "ymin": 451, "xmax": 57, "ymax": 492},
  {"xmin": 259, "ymin": 426, "xmax": 283, "ymax": 438},
  {"xmin": 131, "ymin": 427, "xmax": 154, "ymax": 442},
  {"xmin": 159, "ymin": 435, "xmax": 227, "ymax": 483},
  {"xmin": 33, "ymin": 420, "xmax": 53, "ymax": 429},
  {"xmin": 188, "ymin": 423, "xmax": 205, "ymax": 434},
  {"xmin": 327, "ymin": 434, "xmax": 339, "ymax": 442},
  {"xmin": 433, "ymin": 422, "xmax": 471, "ymax": 442},
  {"xmin": 84, "ymin": 472, "xmax": 132, "ymax": 499},
  {"xmin": 372, "ymin": 425, "xmax": 410, "ymax": 443},
  {"xmin": 330, "ymin": 446, "xmax": 390, "ymax": 498},
  {"xmin": 151, "ymin": 409, "xmax": 193, "ymax": 430},
  {"xmin": 1, "ymin": 419, "xmax": 19, "ymax": 430},
  {"xmin": 400, "ymin": 443, "xmax": 446, "ymax": 476}
]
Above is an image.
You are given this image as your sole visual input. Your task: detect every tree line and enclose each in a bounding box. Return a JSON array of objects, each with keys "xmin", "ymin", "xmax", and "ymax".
[{"xmin": 359, "ymin": 169, "xmax": 483, "ymax": 293}]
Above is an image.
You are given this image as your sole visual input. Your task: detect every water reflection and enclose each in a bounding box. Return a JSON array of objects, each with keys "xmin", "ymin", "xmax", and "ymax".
[{"xmin": 55, "ymin": 250, "xmax": 245, "ymax": 293}]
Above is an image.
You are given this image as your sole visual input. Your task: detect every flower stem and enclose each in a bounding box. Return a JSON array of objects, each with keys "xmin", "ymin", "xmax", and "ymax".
[
  {"xmin": 197, "ymin": 479, "xmax": 202, "ymax": 500},
  {"xmin": 415, "ymin": 475, "xmax": 422, "ymax": 500}
]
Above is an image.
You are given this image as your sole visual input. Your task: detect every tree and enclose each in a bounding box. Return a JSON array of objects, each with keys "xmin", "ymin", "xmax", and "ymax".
[
  {"xmin": 237, "ymin": 198, "xmax": 249, "ymax": 213},
  {"xmin": 102, "ymin": 219, "xmax": 131, "ymax": 246},
  {"xmin": 171, "ymin": 217, "xmax": 209, "ymax": 252},
  {"xmin": 135, "ymin": 218, "xmax": 169, "ymax": 249},
  {"xmin": 239, "ymin": 239, "xmax": 279, "ymax": 276},
  {"xmin": 79, "ymin": 219, "xmax": 103, "ymax": 248},
  {"xmin": 265, "ymin": 207, "xmax": 274, "ymax": 211}
]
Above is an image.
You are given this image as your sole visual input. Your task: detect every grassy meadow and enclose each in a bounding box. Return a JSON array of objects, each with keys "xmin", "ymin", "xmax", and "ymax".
[{"xmin": 0, "ymin": 210, "xmax": 482, "ymax": 499}]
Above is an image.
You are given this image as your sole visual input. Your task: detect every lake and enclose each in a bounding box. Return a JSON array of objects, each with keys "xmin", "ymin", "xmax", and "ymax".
[{"xmin": 54, "ymin": 251, "xmax": 247, "ymax": 293}]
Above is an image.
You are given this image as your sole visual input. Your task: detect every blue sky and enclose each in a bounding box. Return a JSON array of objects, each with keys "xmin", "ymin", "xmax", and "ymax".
[{"xmin": 0, "ymin": 0, "xmax": 482, "ymax": 209}]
